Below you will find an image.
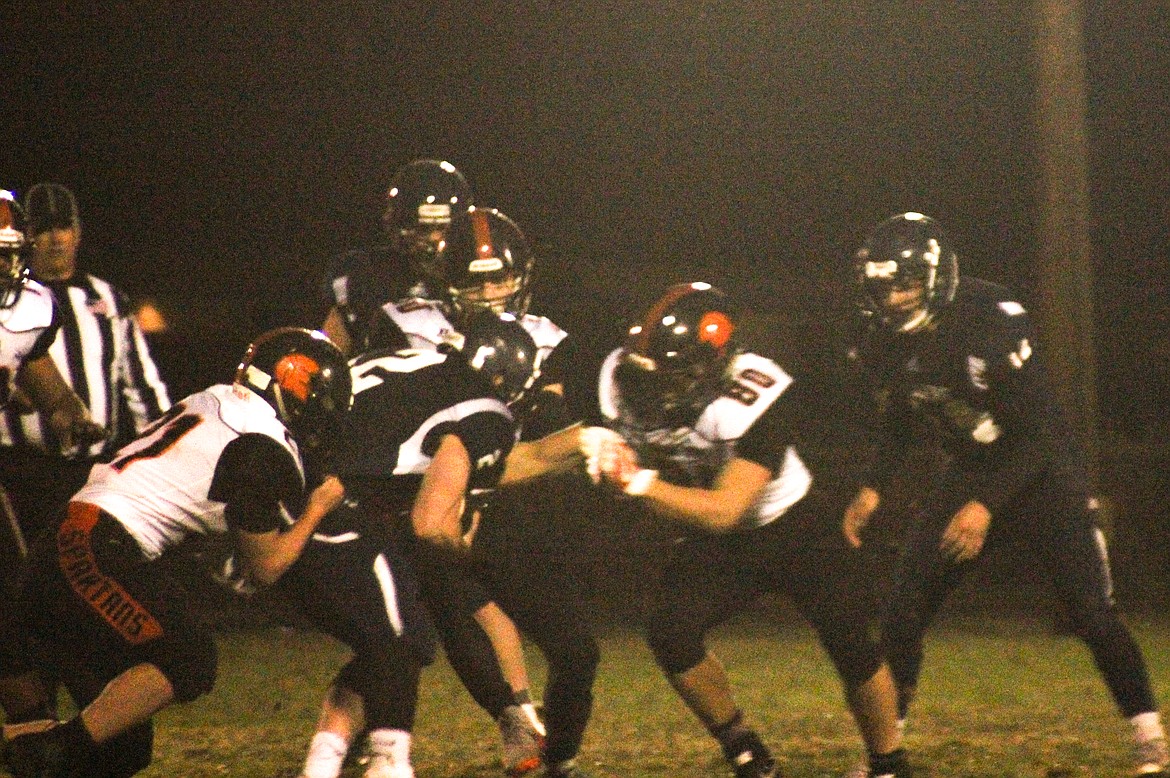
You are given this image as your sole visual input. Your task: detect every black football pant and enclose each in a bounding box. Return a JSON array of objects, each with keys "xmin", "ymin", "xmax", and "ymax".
[
  {"xmin": 413, "ymin": 541, "xmax": 518, "ymax": 721},
  {"xmin": 279, "ymin": 530, "xmax": 436, "ymax": 732},
  {"xmin": 645, "ymin": 494, "xmax": 884, "ymax": 694},
  {"xmin": 472, "ymin": 539, "xmax": 600, "ymax": 766},
  {"xmin": 883, "ymin": 467, "xmax": 1158, "ymax": 718}
]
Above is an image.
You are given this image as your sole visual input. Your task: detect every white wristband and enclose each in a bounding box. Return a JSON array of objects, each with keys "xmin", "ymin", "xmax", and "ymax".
[{"xmin": 624, "ymin": 469, "xmax": 658, "ymax": 496}]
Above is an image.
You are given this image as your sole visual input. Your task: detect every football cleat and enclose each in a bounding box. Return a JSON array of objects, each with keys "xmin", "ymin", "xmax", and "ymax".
[
  {"xmin": 363, "ymin": 752, "xmax": 414, "ymax": 778},
  {"xmin": 543, "ymin": 758, "xmax": 592, "ymax": 777},
  {"xmin": 1135, "ymin": 736, "xmax": 1170, "ymax": 775},
  {"xmin": 725, "ymin": 729, "xmax": 778, "ymax": 778},
  {"xmin": 499, "ymin": 704, "xmax": 544, "ymax": 776}
]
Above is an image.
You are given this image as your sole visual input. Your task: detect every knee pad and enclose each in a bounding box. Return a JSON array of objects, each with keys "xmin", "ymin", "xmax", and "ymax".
[
  {"xmin": 153, "ymin": 631, "xmax": 218, "ymax": 703},
  {"xmin": 816, "ymin": 622, "xmax": 884, "ymax": 691},
  {"xmin": 646, "ymin": 615, "xmax": 705, "ymax": 676}
]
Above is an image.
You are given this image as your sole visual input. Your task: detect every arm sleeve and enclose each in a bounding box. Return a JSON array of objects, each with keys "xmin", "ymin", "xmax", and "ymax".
[
  {"xmin": 958, "ymin": 311, "xmax": 1054, "ymax": 514},
  {"xmin": 116, "ymin": 293, "xmax": 171, "ymax": 432},
  {"xmin": 734, "ymin": 387, "xmax": 803, "ymax": 473},
  {"xmin": 424, "ymin": 410, "xmax": 516, "ymax": 492},
  {"xmin": 210, "ymin": 433, "xmax": 305, "ymax": 534}
]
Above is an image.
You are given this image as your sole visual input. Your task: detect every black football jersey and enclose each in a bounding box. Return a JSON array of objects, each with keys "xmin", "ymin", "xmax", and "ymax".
[
  {"xmin": 322, "ymin": 243, "xmax": 433, "ymax": 348},
  {"xmin": 322, "ymin": 349, "xmax": 517, "ymax": 535},
  {"xmin": 853, "ymin": 277, "xmax": 1083, "ymax": 514}
]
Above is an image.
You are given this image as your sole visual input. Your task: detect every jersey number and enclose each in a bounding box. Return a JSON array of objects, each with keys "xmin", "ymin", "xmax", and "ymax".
[
  {"xmin": 110, "ymin": 403, "xmax": 202, "ymax": 472},
  {"xmin": 724, "ymin": 368, "xmax": 777, "ymax": 406}
]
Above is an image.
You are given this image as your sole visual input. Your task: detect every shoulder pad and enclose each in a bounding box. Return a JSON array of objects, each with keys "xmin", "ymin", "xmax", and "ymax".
[
  {"xmin": 520, "ymin": 314, "xmax": 568, "ymax": 351},
  {"xmin": 0, "ymin": 282, "xmax": 56, "ymax": 333}
]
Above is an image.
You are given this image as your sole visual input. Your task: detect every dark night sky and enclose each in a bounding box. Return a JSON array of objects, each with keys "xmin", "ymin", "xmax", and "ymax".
[{"xmin": 4, "ymin": 2, "xmax": 1169, "ymax": 428}]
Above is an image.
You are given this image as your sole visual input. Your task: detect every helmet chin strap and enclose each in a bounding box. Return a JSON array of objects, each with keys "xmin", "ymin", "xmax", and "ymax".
[
  {"xmin": 899, "ymin": 308, "xmax": 932, "ymax": 333},
  {"xmin": 271, "ymin": 383, "xmax": 291, "ymax": 426}
]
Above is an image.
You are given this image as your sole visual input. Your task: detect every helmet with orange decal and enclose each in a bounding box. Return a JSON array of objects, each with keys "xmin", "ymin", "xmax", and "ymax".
[
  {"xmin": 0, "ymin": 190, "xmax": 30, "ymax": 309},
  {"xmin": 235, "ymin": 327, "xmax": 353, "ymax": 446},
  {"xmin": 614, "ymin": 282, "xmax": 738, "ymax": 428}
]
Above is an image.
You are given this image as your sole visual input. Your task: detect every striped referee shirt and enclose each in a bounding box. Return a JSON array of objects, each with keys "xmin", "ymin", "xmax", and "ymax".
[{"xmin": 0, "ymin": 272, "xmax": 171, "ymax": 458}]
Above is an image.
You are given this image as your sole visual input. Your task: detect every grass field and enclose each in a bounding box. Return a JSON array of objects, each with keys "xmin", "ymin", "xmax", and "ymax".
[{"xmin": 102, "ymin": 609, "xmax": 1170, "ymax": 778}]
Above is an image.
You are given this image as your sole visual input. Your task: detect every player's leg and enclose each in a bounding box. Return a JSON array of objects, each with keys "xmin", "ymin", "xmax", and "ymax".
[
  {"xmin": 880, "ymin": 484, "xmax": 974, "ymax": 720},
  {"xmin": 646, "ymin": 530, "xmax": 776, "ymax": 778},
  {"xmin": 4, "ymin": 504, "xmax": 216, "ymax": 777},
  {"xmin": 279, "ymin": 534, "xmax": 435, "ymax": 778},
  {"xmin": 480, "ymin": 547, "xmax": 598, "ymax": 778},
  {"xmin": 1028, "ymin": 479, "xmax": 1168, "ymax": 775},
  {"xmin": 475, "ymin": 601, "xmax": 544, "ymax": 729},
  {"xmin": 416, "ymin": 544, "xmax": 543, "ymax": 775},
  {"xmin": 786, "ymin": 528, "xmax": 909, "ymax": 778}
]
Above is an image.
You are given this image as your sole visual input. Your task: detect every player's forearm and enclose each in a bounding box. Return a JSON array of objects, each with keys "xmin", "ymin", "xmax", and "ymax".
[
  {"xmin": 19, "ymin": 357, "xmax": 86, "ymax": 420},
  {"xmin": 638, "ymin": 479, "xmax": 750, "ymax": 533},
  {"xmin": 244, "ymin": 476, "xmax": 345, "ymax": 585},
  {"xmin": 499, "ymin": 423, "xmax": 584, "ymax": 485},
  {"xmin": 248, "ymin": 504, "xmax": 330, "ymax": 585}
]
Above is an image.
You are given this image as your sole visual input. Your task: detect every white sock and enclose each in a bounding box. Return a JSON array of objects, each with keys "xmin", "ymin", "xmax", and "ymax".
[
  {"xmin": 301, "ymin": 731, "xmax": 349, "ymax": 778},
  {"xmin": 366, "ymin": 728, "xmax": 413, "ymax": 778},
  {"xmin": 1131, "ymin": 711, "xmax": 1166, "ymax": 744},
  {"xmin": 521, "ymin": 702, "xmax": 547, "ymax": 737}
]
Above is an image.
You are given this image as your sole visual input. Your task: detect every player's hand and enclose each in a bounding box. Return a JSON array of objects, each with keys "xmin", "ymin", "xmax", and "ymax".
[
  {"xmin": 940, "ymin": 500, "xmax": 991, "ymax": 562},
  {"xmin": 595, "ymin": 437, "xmax": 657, "ymax": 495},
  {"xmin": 578, "ymin": 426, "xmax": 622, "ymax": 484},
  {"xmin": 50, "ymin": 408, "xmax": 109, "ymax": 457},
  {"xmin": 843, "ymin": 486, "xmax": 881, "ymax": 548},
  {"xmin": 307, "ymin": 475, "xmax": 346, "ymax": 516},
  {"xmin": 5, "ymin": 386, "xmax": 36, "ymax": 414}
]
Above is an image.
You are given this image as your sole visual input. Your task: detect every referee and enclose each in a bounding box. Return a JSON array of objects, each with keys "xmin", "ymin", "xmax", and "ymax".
[{"xmin": 0, "ymin": 182, "xmax": 170, "ymax": 563}]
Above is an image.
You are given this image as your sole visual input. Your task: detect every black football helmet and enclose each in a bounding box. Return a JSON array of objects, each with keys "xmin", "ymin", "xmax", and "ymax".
[
  {"xmin": 0, "ymin": 190, "xmax": 29, "ymax": 309},
  {"xmin": 235, "ymin": 327, "xmax": 353, "ymax": 446},
  {"xmin": 615, "ymin": 282, "xmax": 738, "ymax": 428},
  {"xmin": 855, "ymin": 212, "xmax": 958, "ymax": 332},
  {"xmin": 440, "ymin": 207, "xmax": 535, "ymax": 326},
  {"xmin": 381, "ymin": 159, "xmax": 473, "ymax": 285},
  {"xmin": 452, "ymin": 310, "xmax": 540, "ymax": 407}
]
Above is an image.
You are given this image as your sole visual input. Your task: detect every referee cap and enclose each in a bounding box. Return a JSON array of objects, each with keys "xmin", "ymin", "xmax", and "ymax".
[{"xmin": 24, "ymin": 182, "xmax": 81, "ymax": 236}]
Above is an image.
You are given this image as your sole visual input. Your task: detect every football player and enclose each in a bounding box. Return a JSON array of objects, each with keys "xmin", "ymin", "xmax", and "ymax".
[
  {"xmin": 591, "ymin": 283, "xmax": 910, "ymax": 778},
  {"xmin": 318, "ymin": 175, "xmax": 553, "ymax": 765},
  {"xmin": 0, "ymin": 189, "xmax": 108, "ymax": 731},
  {"xmin": 0, "ymin": 189, "xmax": 103, "ymax": 460},
  {"xmin": 281, "ymin": 311, "xmax": 551, "ymax": 778},
  {"xmin": 0, "ymin": 328, "xmax": 353, "ymax": 778},
  {"xmin": 365, "ymin": 206, "xmax": 603, "ymax": 778},
  {"xmin": 843, "ymin": 212, "xmax": 1168, "ymax": 776},
  {"xmin": 320, "ymin": 159, "xmax": 473, "ymax": 357}
]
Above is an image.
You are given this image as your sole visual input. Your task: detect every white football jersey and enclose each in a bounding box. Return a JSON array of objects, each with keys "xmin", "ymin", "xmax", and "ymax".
[
  {"xmin": 598, "ymin": 348, "xmax": 812, "ymax": 530},
  {"xmin": 0, "ymin": 280, "xmax": 56, "ymax": 397},
  {"xmin": 381, "ymin": 298, "xmax": 567, "ymax": 367},
  {"xmin": 73, "ymin": 384, "xmax": 302, "ymax": 559}
]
